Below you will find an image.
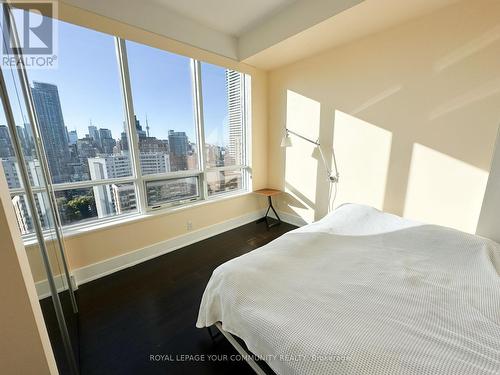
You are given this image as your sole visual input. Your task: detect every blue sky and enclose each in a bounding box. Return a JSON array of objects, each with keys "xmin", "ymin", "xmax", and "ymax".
[{"xmin": 2, "ymin": 18, "xmax": 231, "ymax": 146}]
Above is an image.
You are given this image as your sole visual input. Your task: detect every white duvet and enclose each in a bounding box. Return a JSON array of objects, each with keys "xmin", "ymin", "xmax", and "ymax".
[{"xmin": 196, "ymin": 204, "xmax": 500, "ymax": 374}]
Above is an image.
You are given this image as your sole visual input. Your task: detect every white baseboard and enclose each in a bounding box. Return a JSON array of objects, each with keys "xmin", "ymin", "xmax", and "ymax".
[
  {"xmin": 71, "ymin": 208, "xmax": 266, "ymax": 287},
  {"xmin": 35, "ymin": 208, "xmax": 311, "ymax": 299},
  {"xmin": 35, "ymin": 274, "xmax": 72, "ymax": 300}
]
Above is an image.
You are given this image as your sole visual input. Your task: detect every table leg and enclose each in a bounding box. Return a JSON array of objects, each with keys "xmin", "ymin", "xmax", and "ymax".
[{"xmin": 256, "ymin": 196, "xmax": 281, "ymax": 229}]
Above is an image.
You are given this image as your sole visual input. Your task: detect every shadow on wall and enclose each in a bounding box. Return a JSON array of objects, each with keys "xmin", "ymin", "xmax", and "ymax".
[
  {"xmin": 274, "ymin": 1, "xmax": 500, "ymax": 234},
  {"xmin": 282, "ymin": 87, "xmax": 492, "ymax": 233}
]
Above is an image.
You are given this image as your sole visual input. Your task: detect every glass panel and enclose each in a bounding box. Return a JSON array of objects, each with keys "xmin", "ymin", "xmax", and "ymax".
[
  {"xmin": 1, "ymin": 141, "xmax": 47, "ymax": 190},
  {"xmin": 1, "ymin": 152, "xmax": 22, "ymax": 189},
  {"xmin": 0, "ymin": 5, "xmax": 79, "ymax": 371},
  {"xmin": 0, "ymin": 63, "xmax": 40, "ymax": 189},
  {"xmin": 201, "ymin": 63, "xmax": 244, "ymax": 168},
  {"xmin": 145, "ymin": 177, "xmax": 199, "ymax": 206},
  {"xmin": 126, "ymin": 41, "xmax": 198, "ymax": 174},
  {"xmin": 10, "ymin": 192, "xmax": 53, "ymax": 235},
  {"xmin": 207, "ymin": 169, "xmax": 244, "ymax": 196},
  {"xmin": 54, "ymin": 183, "xmax": 137, "ymax": 226},
  {"xmin": 23, "ymin": 18, "xmax": 131, "ymax": 184}
]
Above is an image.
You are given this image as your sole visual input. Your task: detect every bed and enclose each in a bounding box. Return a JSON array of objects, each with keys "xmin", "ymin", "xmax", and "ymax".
[{"xmin": 196, "ymin": 204, "xmax": 500, "ymax": 374}]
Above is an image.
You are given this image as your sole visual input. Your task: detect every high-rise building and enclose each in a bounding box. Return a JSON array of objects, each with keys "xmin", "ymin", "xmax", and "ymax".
[
  {"xmin": 139, "ymin": 137, "xmax": 168, "ymax": 153},
  {"xmin": 135, "ymin": 115, "xmax": 147, "ymax": 138},
  {"xmin": 23, "ymin": 122, "xmax": 34, "ymax": 148},
  {"xmin": 0, "ymin": 125, "xmax": 14, "ymax": 158},
  {"xmin": 111, "ymin": 184, "xmax": 136, "ymax": 214},
  {"xmin": 206, "ymin": 144, "xmax": 224, "ymax": 167},
  {"xmin": 168, "ymin": 130, "xmax": 189, "ymax": 171},
  {"xmin": 15, "ymin": 125, "xmax": 31, "ymax": 156},
  {"xmin": 88, "ymin": 154, "xmax": 131, "ymax": 180},
  {"xmin": 87, "ymin": 157, "xmax": 115, "ymax": 217},
  {"xmin": 225, "ymin": 70, "xmax": 244, "ymax": 165},
  {"xmin": 99, "ymin": 128, "xmax": 112, "ymax": 140},
  {"xmin": 139, "ymin": 152, "xmax": 170, "ymax": 175},
  {"xmin": 68, "ymin": 130, "xmax": 78, "ymax": 145},
  {"xmin": 31, "ymin": 81, "xmax": 71, "ymax": 183},
  {"xmin": 1, "ymin": 157, "xmax": 21, "ymax": 189},
  {"xmin": 88, "ymin": 125, "xmax": 100, "ymax": 142},
  {"xmin": 87, "ymin": 152, "xmax": 169, "ymax": 216},
  {"xmin": 119, "ymin": 115, "xmax": 145, "ymax": 151},
  {"xmin": 1, "ymin": 156, "xmax": 44, "ymax": 189},
  {"xmin": 98, "ymin": 128, "xmax": 116, "ymax": 154},
  {"xmin": 2, "ymin": 157, "xmax": 51, "ymax": 234}
]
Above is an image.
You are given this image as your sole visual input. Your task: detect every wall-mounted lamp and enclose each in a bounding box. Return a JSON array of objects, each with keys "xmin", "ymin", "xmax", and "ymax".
[{"xmin": 281, "ymin": 128, "xmax": 339, "ymax": 183}]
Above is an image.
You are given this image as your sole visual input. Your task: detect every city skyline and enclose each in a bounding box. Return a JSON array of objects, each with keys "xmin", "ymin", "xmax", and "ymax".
[
  {"xmin": 0, "ymin": 67, "xmax": 245, "ymax": 233},
  {"xmin": 24, "ymin": 19, "xmax": 233, "ymax": 144},
  {"xmin": 0, "ymin": 72, "xmax": 242, "ymax": 181},
  {"xmin": 0, "ymin": 18, "xmax": 235, "ymax": 146},
  {"xmin": 0, "ymin": 14, "xmax": 246, "ymax": 234}
]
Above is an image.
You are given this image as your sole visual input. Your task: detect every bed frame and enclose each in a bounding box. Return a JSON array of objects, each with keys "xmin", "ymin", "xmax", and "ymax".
[{"xmin": 208, "ymin": 323, "xmax": 269, "ymax": 375}]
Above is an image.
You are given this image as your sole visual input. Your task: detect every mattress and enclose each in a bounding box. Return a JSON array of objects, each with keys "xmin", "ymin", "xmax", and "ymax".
[{"xmin": 196, "ymin": 204, "xmax": 500, "ymax": 374}]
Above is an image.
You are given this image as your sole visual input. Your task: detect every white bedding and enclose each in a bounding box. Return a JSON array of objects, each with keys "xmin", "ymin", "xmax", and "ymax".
[{"xmin": 196, "ymin": 204, "xmax": 500, "ymax": 374}]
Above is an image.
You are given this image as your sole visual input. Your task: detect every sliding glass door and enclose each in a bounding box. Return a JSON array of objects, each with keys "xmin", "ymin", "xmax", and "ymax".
[{"xmin": 0, "ymin": 4, "xmax": 79, "ymax": 374}]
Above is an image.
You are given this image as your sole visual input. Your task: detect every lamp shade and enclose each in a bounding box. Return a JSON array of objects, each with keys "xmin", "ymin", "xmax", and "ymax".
[{"xmin": 281, "ymin": 133, "xmax": 292, "ymax": 147}]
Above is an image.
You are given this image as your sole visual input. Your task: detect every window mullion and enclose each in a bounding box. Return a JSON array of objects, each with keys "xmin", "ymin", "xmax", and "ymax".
[
  {"xmin": 115, "ymin": 37, "xmax": 146, "ymax": 214},
  {"xmin": 192, "ymin": 59, "xmax": 208, "ymax": 200},
  {"xmin": 51, "ymin": 177, "xmax": 135, "ymax": 191},
  {"xmin": 243, "ymin": 73, "xmax": 252, "ymax": 191}
]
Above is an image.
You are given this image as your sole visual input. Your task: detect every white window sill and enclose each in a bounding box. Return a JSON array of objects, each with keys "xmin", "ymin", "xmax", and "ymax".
[{"xmin": 23, "ymin": 189, "xmax": 254, "ymax": 247}]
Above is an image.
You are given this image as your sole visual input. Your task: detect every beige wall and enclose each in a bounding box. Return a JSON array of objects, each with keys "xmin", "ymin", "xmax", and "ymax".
[
  {"xmin": 268, "ymin": 0, "xmax": 500, "ymax": 232},
  {"xmin": 24, "ymin": 0, "xmax": 500, "ymax": 285},
  {"xmin": 24, "ymin": 3, "xmax": 268, "ymax": 282},
  {"xmin": 0, "ymin": 166, "xmax": 58, "ymax": 374}
]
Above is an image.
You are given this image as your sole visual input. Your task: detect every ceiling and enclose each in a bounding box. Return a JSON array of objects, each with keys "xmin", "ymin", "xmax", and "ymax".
[
  {"xmin": 150, "ymin": 0, "xmax": 297, "ymax": 36},
  {"xmin": 61, "ymin": 0, "xmax": 462, "ymax": 70},
  {"xmin": 244, "ymin": 0, "xmax": 462, "ymax": 70}
]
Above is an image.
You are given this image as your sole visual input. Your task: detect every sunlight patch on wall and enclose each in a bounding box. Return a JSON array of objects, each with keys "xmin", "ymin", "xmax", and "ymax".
[
  {"xmin": 284, "ymin": 90, "xmax": 320, "ymax": 223},
  {"xmin": 333, "ymin": 110, "xmax": 392, "ymax": 210},
  {"xmin": 404, "ymin": 143, "xmax": 488, "ymax": 233},
  {"xmin": 429, "ymin": 77, "xmax": 500, "ymax": 120},
  {"xmin": 434, "ymin": 24, "xmax": 500, "ymax": 72},
  {"xmin": 351, "ymin": 85, "xmax": 402, "ymax": 115}
]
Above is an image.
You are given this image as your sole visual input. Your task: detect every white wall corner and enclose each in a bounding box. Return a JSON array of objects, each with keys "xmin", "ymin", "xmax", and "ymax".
[
  {"xmin": 276, "ymin": 210, "xmax": 308, "ymax": 227},
  {"xmin": 477, "ymin": 126, "xmax": 500, "ymax": 243}
]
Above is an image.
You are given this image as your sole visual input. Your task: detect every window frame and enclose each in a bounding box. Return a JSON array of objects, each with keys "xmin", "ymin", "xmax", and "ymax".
[
  {"xmin": 3, "ymin": 26, "xmax": 251, "ymax": 240},
  {"xmin": 118, "ymin": 39, "xmax": 251, "ymax": 213},
  {"xmin": 197, "ymin": 61, "xmax": 250, "ymax": 199}
]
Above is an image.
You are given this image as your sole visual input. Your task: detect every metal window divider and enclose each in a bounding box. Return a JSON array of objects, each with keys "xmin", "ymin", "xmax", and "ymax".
[
  {"xmin": 192, "ymin": 59, "xmax": 209, "ymax": 200},
  {"xmin": 3, "ymin": 3, "xmax": 78, "ymax": 314},
  {"xmin": 115, "ymin": 38, "xmax": 147, "ymax": 214},
  {"xmin": 6, "ymin": 27, "xmax": 252, "ymax": 243},
  {"xmin": 0, "ymin": 20, "xmax": 79, "ymax": 375},
  {"xmin": 243, "ymin": 73, "xmax": 252, "ymax": 192}
]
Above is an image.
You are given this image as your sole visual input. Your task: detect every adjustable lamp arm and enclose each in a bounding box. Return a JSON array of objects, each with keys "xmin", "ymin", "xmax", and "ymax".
[
  {"xmin": 286, "ymin": 129, "xmax": 320, "ymax": 146},
  {"xmin": 283, "ymin": 128, "xmax": 339, "ymax": 183}
]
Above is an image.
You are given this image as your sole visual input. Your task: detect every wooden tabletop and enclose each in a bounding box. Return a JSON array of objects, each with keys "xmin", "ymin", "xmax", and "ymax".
[{"xmin": 254, "ymin": 188, "xmax": 282, "ymax": 197}]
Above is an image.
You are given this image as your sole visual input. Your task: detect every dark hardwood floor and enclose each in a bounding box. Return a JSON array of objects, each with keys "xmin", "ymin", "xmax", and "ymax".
[{"xmin": 42, "ymin": 220, "xmax": 296, "ymax": 375}]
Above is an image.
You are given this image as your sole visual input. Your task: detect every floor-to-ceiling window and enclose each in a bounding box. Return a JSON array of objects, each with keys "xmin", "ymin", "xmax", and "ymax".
[{"xmin": 0, "ymin": 11, "xmax": 251, "ymax": 238}]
